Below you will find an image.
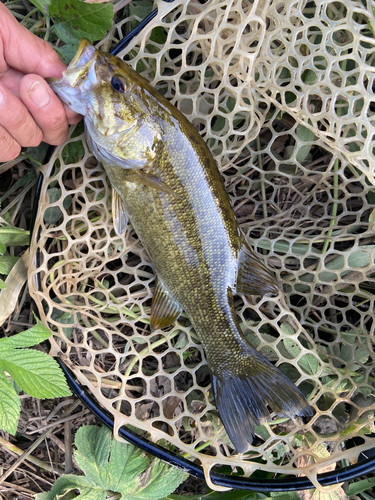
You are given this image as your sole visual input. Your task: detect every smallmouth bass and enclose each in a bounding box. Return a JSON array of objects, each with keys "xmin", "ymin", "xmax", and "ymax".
[{"xmin": 49, "ymin": 39, "xmax": 312, "ymax": 453}]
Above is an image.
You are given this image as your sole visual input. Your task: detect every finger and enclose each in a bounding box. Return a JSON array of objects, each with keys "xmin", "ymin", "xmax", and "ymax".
[
  {"xmin": 0, "ymin": 3, "xmax": 66, "ymax": 78},
  {"xmin": 0, "ymin": 82, "xmax": 43, "ymax": 148},
  {"xmin": 0, "ymin": 67, "xmax": 23, "ymax": 97},
  {"xmin": 0, "ymin": 68, "xmax": 81, "ymax": 125},
  {"xmin": 19, "ymin": 74, "xmax": 71, "ymax": 146},
  {"xmin": 64, "ymin": 103, "xmax": 83, "ymax": 125},
  {"xmin": 0, "ymin": 125, "xmax": 21, "ymax": 162}
]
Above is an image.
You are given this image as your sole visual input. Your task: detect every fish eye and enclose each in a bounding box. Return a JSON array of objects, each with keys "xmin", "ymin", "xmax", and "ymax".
[{"xmin": 111, "ymin": 75, "xmax": 126, "ymax": 93}]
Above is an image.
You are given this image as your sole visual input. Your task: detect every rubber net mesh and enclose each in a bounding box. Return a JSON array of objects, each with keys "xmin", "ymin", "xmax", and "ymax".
[{"xmin": 29, "ymin": 0, "xmax": 375, "ymax": 490}]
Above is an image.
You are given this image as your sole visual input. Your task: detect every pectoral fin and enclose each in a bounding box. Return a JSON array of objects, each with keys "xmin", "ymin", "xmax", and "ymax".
[
  {"xmin": 126, "ymin": 171, "xmax": 180, "ymax": 198},
  {"xmin": 112, "ymin": 188, "xmax": 128, "ymax": 236},
  {"xmin": 150, "ymin": 279, "xmax": 182, "ymax": 330},
  {"xmin": 237, "ymin": 243, "xmax": 280, "ymax": 297}
]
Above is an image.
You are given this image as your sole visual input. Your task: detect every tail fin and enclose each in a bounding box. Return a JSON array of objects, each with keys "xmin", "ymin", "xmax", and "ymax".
[{"xmin": 211, "ymin": 347, "xmax": 313, "ymax": 453}]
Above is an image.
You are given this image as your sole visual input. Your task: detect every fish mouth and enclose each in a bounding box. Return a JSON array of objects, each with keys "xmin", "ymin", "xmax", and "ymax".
[
  {"xmin": 67, "ymin": 38, "xmax": 96, "ymax": 70},
  {"xmin": 46, "ymin": 39, "xmax": 96, "ymax": 114},
  {"xmin": 46, "ymin": 39, "xmax": 95, "ymax": 87}
]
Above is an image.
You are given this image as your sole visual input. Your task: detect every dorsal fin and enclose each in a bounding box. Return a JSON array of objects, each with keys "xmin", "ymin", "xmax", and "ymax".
[
  {"xmin": 150, "ymin": 279, "xmax": 182, "ymax": 330},
  {"xmin": 112, "ymin": 188, "xmax": 128, "ymax": 236},
  {"xmin": 236, "ymin": 243, "xmax": 280, "ymax": 297}
]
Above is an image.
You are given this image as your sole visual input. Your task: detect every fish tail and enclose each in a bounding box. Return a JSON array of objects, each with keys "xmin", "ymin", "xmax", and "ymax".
[{"xmin": 211, "ymin": 346, "xmax": 313, "ymax": 453}]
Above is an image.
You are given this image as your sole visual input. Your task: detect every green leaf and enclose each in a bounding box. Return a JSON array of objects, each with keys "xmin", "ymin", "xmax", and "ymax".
[
  {"xmin": 25, "ymin": 143, "xmax": 50, "ymax": 167},
  {"xmin": 297, "ymin": 353, "xmax": 321, "ymax": 375},
  {"xmin": 108, "ymin": 437, "xmax": 149, "ymax": 492},
  {"xmin": 54, "ymin": 23, "xmax": 80, "ymax": 44},
  {"xmin": 35, "ymin": 474, "xmax": 101, "ymax": 500},
  {"xmin": 40, "ymin": 425, "xmax": 186, "ymax": 500},
  {"xmin": 49, "ymin": 0, "xmax": 114, "ymax": 43},
  {"xmin": 369, "ymin": 208, "xmax": 375, "ymax": 231},
  {"xmin": 0, "ymin": 372, "xmax": 20, "ymax": 434},
  {"xmin": 0, "ymin": 319, "xmax": 52, "ymax": 349},
  {"xmin": 53, "ymin": 24, "xmax": 80, "ymax": 63},
  {"xmin": 126, "ymin": 460, "xmax": 188, "ymax": 500},
  {"xmin": 55, "ymin": 44, "xmax": 80, "ymax": 64},
  {"xmin": 29, "ymin": 0, "xmax": 51, "ymax": 15},
  {"xmin": 74, "ymin": 426, "xmax": 112, "ymax": 488},
  {"xmin": 0, "ymin": 170, "xmax": 37, "ymax": 204},
  {"xmin": 347, "ymin": 477, "xmax": 375, "ymax": 496},
  {"xmin": 44, "ymin": 187, "xmax": 72, "ymax": 225},
  {"xmin": 0, "ymin": 279, "xmax": 6, "ymax": 289},
  {"xmin": 0, "ymin": 256, "xmax": 18, "ymax": 275},
  {"xmin": 62, "ymin": 140, "xmax": 85, "ymax": 164},
  {"xmin": 295, "ymin": 124, "xmax": 315, "ymax": 163},
  {"xmin": 129, "ymin": 0, "xmax": 153, "ymax": 22},
  {"xmin": 0, "ymin": 349, "xmax": 71, "ymax": 398}
]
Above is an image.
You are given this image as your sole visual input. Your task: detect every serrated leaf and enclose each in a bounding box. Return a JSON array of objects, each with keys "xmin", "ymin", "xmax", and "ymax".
[
  {"xmin": 126, "ymin": 460, "xmax": 187, "ymax": 500},
  {"xmin": 35, "ymin": 474, "xmax": 101, "ymax": 500},
  {"xmin": 0, "ymin": 319, "xmax": 52, "ymax": 349},
  {"xmin": 0, "ymin": 349, "xmax": 71, "ymax": 398},
  {"xmin": 41, "ymin": 425, "xmax": 186, "ymax": 500},
  {"xmin": 49, "ymin": 0, "xmax": 114, "ymax": 43},
  {"xmin": 0, "ymin": 372, "xmax": 20, "ymax": 434},
  {"xmin": 0, "ymin": 256, "xmax": 19, "ymax": 275},
  {"xmin": 74, "ymin": 426, "xmax": 112, "ymax": 487},
  {"xmin": 297, "ymin": 353, "xmax": 320, "ymax": 375},
  {"xmin": 108, "ymin": 438, "xmax": 149, "ymax": 492}
]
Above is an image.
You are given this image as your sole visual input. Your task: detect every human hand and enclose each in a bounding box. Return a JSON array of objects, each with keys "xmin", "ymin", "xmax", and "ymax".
[{"xmin": 0, "ymin": 4, "xmax": 81, "ymax": 162}]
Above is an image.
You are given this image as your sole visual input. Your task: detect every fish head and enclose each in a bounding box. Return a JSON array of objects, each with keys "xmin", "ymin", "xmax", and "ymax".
[
  {"xmin": 47, "ymin": 39, "xmax": 144, "ymax": 138},
  {"xmin": 48, "ymin": 39, "xmax": 166, "ymax": 168}
]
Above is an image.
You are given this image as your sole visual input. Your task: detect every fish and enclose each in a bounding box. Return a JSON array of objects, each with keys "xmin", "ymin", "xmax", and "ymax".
[{"xmin": 48, "ymin": 39, "xmax": 313, "ymax": 453}]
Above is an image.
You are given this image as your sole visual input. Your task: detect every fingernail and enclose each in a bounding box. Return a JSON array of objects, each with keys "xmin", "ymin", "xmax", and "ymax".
[{"xmin": 28, "ymin": 81, "xmax": 51, "ymax": 107}]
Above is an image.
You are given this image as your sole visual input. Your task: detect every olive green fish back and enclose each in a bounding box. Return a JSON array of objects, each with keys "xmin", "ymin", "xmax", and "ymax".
[{"xmin": 29, "ymin": 0, "xmax": 375, "ymax": 492}]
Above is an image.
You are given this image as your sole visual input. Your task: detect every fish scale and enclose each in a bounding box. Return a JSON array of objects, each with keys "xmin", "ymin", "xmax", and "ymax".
[{"xmin": 48, "ymin": 38, "xmax": 312, "ymax": 453}]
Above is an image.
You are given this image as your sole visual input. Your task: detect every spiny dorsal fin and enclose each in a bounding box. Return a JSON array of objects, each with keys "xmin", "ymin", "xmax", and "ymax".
[
  {"xmin": 236, "ymin": 243, "xmax": 280, "ymax": 297},
  {"xmin": 112, "ymin": 188, "xmax": 128, "ymax": 236},
  {"xmin": 150, "ymin": 279, "xmax": 182, "ymax": 331}
]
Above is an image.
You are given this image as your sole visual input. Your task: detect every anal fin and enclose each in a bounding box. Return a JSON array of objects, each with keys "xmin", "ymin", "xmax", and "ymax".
[
  {"xmin": 151, "ymin": 279, "xmax": 182, "ymax": 330},
  {"xmin": 237, "ymin": 243, "xmax": 280, "ymax": 297},
  {"xmin": 112, "ymin": 188, "xmax": 128, "ymax": 236}
]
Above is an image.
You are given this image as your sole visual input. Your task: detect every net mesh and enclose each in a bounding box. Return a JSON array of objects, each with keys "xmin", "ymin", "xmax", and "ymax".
[{"xmin": 28, "ymin": 0, "xmax": 375, "ymax": 490}]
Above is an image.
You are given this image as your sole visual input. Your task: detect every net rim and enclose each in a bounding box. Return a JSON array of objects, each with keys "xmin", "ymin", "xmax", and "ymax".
[{"xmin": 57, "ymin": 356, "xmax": 375, "ymax": 492}]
